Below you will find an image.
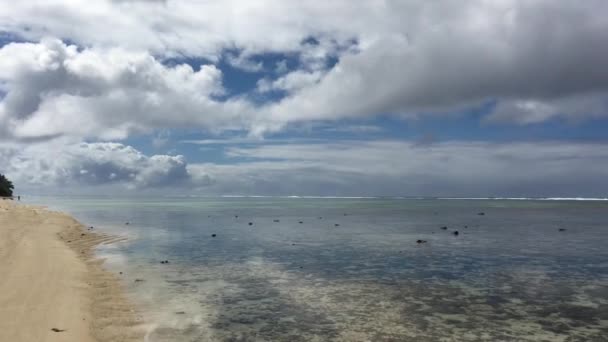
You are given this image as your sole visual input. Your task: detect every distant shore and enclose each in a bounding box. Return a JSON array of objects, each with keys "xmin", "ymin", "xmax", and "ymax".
[{"xmin": 0, "ymin": 200, "xmax": 144, "ymax": 341}]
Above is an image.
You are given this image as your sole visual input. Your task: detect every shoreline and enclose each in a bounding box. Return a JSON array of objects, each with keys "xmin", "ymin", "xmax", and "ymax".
[{"xmin": 0, "ymin": 200, "xmax": 144, "ymax": 341}]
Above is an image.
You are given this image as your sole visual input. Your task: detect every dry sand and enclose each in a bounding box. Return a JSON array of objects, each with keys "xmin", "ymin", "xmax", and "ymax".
[{"xmin": 0, "ymin": 200, "xmax": 144, "ymax": 342}]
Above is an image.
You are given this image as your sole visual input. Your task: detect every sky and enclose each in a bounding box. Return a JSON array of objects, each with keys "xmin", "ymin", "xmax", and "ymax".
[{"xmin": 1, "ymin": 0, "xmax": 608, "ymax": 197}]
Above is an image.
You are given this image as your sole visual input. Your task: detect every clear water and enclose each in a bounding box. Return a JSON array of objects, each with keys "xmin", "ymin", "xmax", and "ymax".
[{"xmin": 29, "ymin": 197, "xmax": 608, "ymax": 341}]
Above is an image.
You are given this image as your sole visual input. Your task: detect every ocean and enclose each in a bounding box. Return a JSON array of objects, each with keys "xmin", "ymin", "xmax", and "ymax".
[{"xmin": 29, "ymin": 196, "xmax": 608, "ymax": 341}]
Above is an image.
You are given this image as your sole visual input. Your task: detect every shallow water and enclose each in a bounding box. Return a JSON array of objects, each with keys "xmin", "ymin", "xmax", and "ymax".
[{"xmin": 31, "ymin": 197, "xmax": 608, "ymax": 341}]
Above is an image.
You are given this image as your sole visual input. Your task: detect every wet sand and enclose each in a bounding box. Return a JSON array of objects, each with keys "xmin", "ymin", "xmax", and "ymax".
[{"xmin": 0, "ymin": 200, "xmax": 144, "ymax": 342}]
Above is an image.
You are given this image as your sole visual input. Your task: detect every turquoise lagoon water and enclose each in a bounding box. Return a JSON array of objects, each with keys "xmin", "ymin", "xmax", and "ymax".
[{"xmin": 29, "ymin": 197, "xmax": 608, "ymax": 341}]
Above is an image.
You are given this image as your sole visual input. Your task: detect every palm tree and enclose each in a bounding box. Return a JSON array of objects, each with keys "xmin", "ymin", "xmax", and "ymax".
[{"xmin": 0, "ymin": 173, "xmax": 14, "ymax": 197}]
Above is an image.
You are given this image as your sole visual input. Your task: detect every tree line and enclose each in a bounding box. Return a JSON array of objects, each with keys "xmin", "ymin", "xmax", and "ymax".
[{"xmin": 0, "ymin": 173, "xmax": 14, "ymax": 197}]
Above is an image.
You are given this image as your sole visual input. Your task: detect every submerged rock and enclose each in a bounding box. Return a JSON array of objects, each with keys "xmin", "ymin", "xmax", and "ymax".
[
  {"xmin": 453, "ymin": 231, "xmax": 459, "ymax": 236},
  {"xmin": 211, "ymin": 233, "xmax": 216, "ymax": 237},
  {"xmin": 248, "ymin": 222, "xmax": 253, "ymax": 226}
]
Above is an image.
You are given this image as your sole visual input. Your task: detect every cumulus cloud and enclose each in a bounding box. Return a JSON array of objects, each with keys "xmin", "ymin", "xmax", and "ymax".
[
  {"xmin": 0, "ymin": 38, "xmax": 263, "ymax": 140},
  {"xmin": 0, "ymin": 0, "xmax": 360, "ymax": 58},
  {"xmin": 0, "ymin": 141, "xmax": 199, "ymax": 191},
  {"xmin": 0, "ymin": 1, "xmax": 606, "ymax": 141},
  {"xmin": 268, "ymin": 6, "xmax": 608, "ymax": 125}
]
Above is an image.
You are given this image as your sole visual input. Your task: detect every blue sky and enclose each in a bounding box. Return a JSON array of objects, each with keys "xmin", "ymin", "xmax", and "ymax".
[
  {"xmin": 1, "ymin": 1, "xmax": 608, "ymax": 197},
  {"xmin": 128, "ymin": 52, "xmax": 608, "ymax": 163},
  {"xmin": 127, "ymin": 98, "xmax": 608, "ymax": 165}
]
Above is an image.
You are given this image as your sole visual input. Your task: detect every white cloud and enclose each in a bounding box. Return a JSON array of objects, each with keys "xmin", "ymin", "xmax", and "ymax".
[
  {"xmin": 256, "ymin": 70, "xmax": 324, "ymax": 94},
  {"xmin": 0, "ymin": 1, "xmax": 364, "ymax": 58},
  {"xmin": 0, "ymin": 1, "xmax": 607, "ymax": 141},
  {"xmin": 225, "ymin": 51, "xmax": 264, "ymax": 73},
  {"xmin": 4, "ymin": 138, "xmax": 605, "ymax": 197},
  {"xmin": 0, "ymin": 141, "xmax": 197, "ymax": 191},
  {"xmin": 0, "ymin": 38, "xmax": 264, "ymax": 140},
  {"xmin": 486, "ymin": 94, "xmax": 608, "ymax": 124},
  {"xmin": 0, "ymin": 1, "xmax": 607, "ymax": 198},
  {"xmin": 195, "ymin": 140, "xmax": 608, "ymax": 197}
]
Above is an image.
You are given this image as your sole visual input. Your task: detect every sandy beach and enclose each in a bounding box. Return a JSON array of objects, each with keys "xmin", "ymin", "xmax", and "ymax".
[{"xmin": 0, "ymin": 200, "xmax": 144, "ymax": 342}]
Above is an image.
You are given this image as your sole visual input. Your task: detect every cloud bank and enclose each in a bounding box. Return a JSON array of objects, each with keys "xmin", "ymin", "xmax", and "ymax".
[
  {"xmin": 0, "ymin": 141, "xmax": 194, "ymax": 191},
  {"xmin": 0, "ymin": 38, "xmax": 258, "ymax": 141},
  {"xmin": 0, "ymin": 1, "xmax": 607, "ymax": 141},
  {"xmin": 3, "ymin": 140, "xmax": 608, "ymax": 197}
]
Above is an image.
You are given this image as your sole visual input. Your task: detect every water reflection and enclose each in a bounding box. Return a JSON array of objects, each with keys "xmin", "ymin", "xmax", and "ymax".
[{"xmin": 33, "ymin": 197, "xmax": 608, "ymax": 341}]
